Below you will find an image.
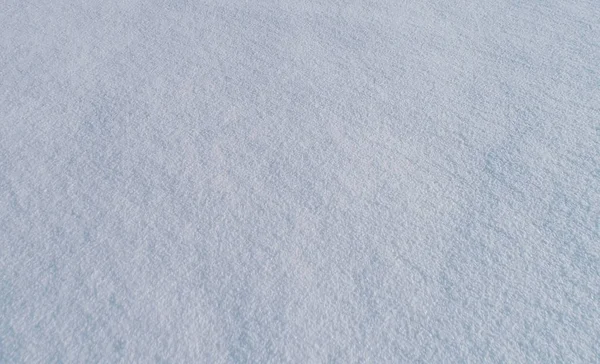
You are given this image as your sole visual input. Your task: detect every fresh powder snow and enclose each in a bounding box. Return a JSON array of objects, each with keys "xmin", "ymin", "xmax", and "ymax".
[{"xmin": 1, "ymin": 0, "xmax": 599, "ymax": 362}]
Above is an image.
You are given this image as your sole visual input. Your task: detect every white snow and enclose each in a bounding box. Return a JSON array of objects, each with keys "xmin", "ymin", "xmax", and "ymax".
[{"xmin": 1, "ymin": 0, "xmax": 599, "ymax": 362}]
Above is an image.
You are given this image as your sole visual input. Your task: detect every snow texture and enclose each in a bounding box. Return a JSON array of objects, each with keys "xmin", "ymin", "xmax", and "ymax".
[{"xmin": 1, "ymin": 0, "xmax": 599, "ymax": 362}]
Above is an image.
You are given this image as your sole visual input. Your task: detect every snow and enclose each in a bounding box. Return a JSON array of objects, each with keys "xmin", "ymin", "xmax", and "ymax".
[{"xmin": 1, "ymin": 0, "xmax": 599, "ymax": 362}]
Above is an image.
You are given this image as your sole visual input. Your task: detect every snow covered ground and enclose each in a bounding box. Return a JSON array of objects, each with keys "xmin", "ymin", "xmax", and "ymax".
[{"xmin": 1, "ymin": 0, "xmax": 599, "ymax": 362}]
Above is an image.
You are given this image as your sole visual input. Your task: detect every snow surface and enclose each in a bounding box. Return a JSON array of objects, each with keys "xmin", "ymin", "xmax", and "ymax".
[{"xmin": 1, "ymin": 0, "xmax": 599, "ymax": 362}]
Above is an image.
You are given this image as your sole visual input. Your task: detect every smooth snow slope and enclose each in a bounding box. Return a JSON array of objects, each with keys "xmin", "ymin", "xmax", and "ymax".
[{"xmin": 1, "ymin": 0, "xmax": 599, "ymax": 362}]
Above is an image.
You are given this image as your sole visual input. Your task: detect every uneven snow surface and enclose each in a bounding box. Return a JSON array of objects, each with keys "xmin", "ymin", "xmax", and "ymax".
[{"xmin": 1, "ymin": 0, "xmax": 600, "ymax": 362}]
